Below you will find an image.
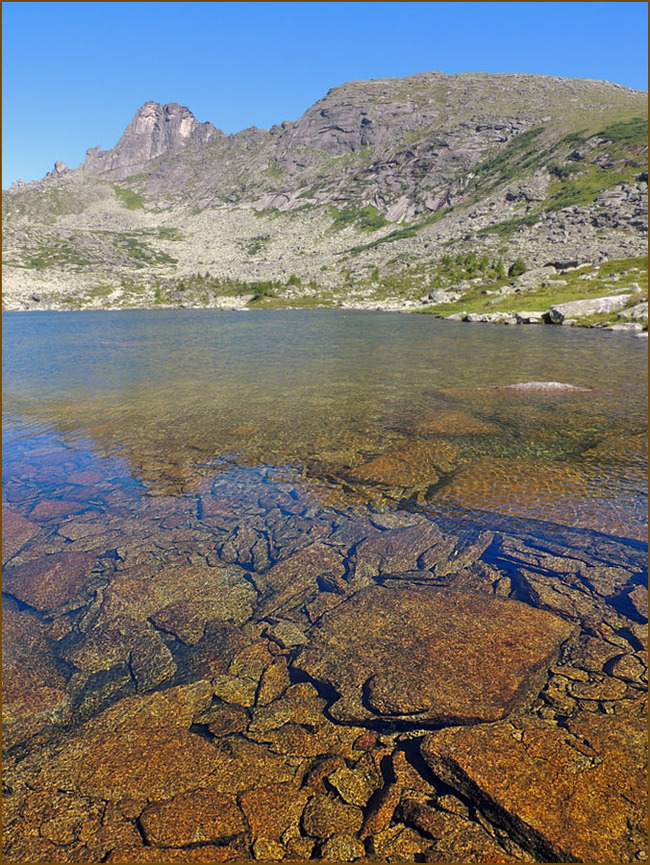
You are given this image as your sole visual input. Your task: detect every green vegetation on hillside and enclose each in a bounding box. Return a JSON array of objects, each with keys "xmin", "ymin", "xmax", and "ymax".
[
  {"xmin": 599, "ymin": 117, "xmax": 648, "ymax": 144},
  {"xmin": 113, "ymin": 185, "xmax": 145, "ymax": 210},
  {"xmin": 418, "ymin": 255, "xmax": 648, "ymax": 328},
  {"xmin": 330, "ymin": 205, "xmax": 389, "ymax": 232}
]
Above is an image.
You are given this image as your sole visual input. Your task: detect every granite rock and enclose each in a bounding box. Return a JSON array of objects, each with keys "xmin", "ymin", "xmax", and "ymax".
[
  {"xmin": 421, "ymin": 709, "xmax": 648, "ymax": 863},
  {"xmin": 294, "ymin": 585, "xmax": 575, "ymax": 724}
]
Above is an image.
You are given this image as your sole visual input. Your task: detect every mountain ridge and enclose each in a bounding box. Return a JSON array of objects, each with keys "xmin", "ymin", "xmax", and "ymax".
[{"xmin": 2, "ymin": 71, "xmax": 647, "ymax": 318}]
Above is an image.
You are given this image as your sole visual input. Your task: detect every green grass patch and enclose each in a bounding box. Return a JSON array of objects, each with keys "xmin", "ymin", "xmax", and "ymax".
[
  {"xmin": 599, "ymin": 117, "xmax": 648, "ymax": 145},
  {"xmin": 244, "ymin": 235, "xmax": 270, "ymax": 256},
  {"xmin": 545, "ymin": 167, "xmax": 631, "ymax": 212},
  {"xmin": 465, "ymin": 126, "xmax": 550, "ymax": 195},
  {"xmin": 330, "ymin": 205, "xmax": 389, "ymax": 232},
  {"xmin": 477, "ymin": 213, "xmax": 540, "ymax": 238},
  {"xmin": 113, "ymin": 185, "xmax": 145, "ymax": 210},
  {"xmin": 24, "ymin": 243, "xmax": 94, "ymax": 270},
  {"xmin": 157, "ymin": 227, "xmax": 184, "ymax": 241},
  {"xmin": 112, "ymin": 233, "xmax": 178, "ymax": 266},
  {"xmin": 419, "ymin": 255, "xmax": 647, "ymax": 325}
]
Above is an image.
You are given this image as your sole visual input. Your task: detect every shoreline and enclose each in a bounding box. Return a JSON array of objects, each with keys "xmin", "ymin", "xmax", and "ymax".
[{"xmin": 2, "ymin": 301, "xmax": 648, "ymax": 336}]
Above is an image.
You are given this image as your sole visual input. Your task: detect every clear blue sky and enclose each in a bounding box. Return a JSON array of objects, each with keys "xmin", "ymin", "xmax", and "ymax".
[{"xmin": 3, "ymin": 1, "xmax": 648, "ymax": 188}]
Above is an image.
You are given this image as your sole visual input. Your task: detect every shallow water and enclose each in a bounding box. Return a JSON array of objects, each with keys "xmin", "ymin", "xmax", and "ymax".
[{"xmin": 2, "ymin": 310, "xmax": 648, "ymax": 862}]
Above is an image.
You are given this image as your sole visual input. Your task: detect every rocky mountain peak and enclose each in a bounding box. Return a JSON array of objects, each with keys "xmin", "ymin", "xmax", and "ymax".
[{"xmin": 81, "ymin": 101, "xmax": 221, "ymax": 179}]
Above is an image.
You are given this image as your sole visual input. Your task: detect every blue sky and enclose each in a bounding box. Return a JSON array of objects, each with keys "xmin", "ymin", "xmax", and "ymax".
[{"xmin": 3, "ymin": 1, "xmax": 648, "ymax": 188}]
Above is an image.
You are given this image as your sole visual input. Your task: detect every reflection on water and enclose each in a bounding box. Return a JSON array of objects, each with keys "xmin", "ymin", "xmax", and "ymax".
[{"xmin": 2, "ymin": 310, "xmax": 648, "ymax": 863}]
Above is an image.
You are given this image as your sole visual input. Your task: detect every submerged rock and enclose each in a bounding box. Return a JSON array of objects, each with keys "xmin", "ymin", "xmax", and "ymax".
[
  {"xmin": 293, "ymin": 585, "xmax": 575, "ymax": 724},
  {"xmin": 349, "ymin": 441, "xmax": 457, "ymax": 488},
  {"xmin": 253, "ymin": 542, "xmax": 345, "ymax": 616},
  {"xmin": 490, "ymin": 380, "xmax": 592, "ymax": 391},
  {"xmin": 3, "ymin": 550, "xmax": 98, "ymax": 612},
  {"xmin": 438, "ymin": 457, "xmax": 645, "ymax": 540},
  {"xmin": 110, "ymin": 563, "xmax": 257, "ymax": 633},
  {"xmin": 2, "ymin": 601, "xmax": 69, "ymax": 748},
  {"xmin": 139, "ymin": 790, "xmax": 246, "ymax": 846},
  {"xmin": 421, "ymin": 709, "xmax": 648, "ymax": 863},
  {"xmin": 1, "ymin": 507, "xmax": 40, "ymax": 563},
  {"xmin": 415, "ymin": 410, "xmax": 497, "ymax": 436},
  {"xmin": 301, "ymin": 793, "xmax": 364, "ymax": 839},
  {"xmin": 239, "ymin": 783, "xmax": 311, "ymax": 841}
]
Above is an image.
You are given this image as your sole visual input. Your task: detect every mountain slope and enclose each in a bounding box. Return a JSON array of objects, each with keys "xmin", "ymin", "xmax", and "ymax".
[{"xmin": 2, "ymin": 72, "xmax": 647, "ymax": 313}]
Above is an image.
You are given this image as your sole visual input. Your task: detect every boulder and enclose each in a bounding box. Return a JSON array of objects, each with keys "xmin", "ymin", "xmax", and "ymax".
[
  {"xmin": 547, "ymin": 294, "xmax": 632, "ymax": 323},
  {"xmin": 293, "ymin": 585, "xmax": 575, "ymax": 724},
  {"xmin": 513, "ymin": 266, "xmax": 557, "ymax": 291},
  {"xmin": 514, "ymin": 310, "xmax": 545, "ymax": 323},
  {"xmin": 465, "ymin": 312, "xmax": 507, "ymax": 323},
  {"xmin": 618, "ymin": 301, "xmax": 648, "ymax": 323},
  {"xmin": 428, "ymin": 289, "xmax": 460, "ymax": 304}
]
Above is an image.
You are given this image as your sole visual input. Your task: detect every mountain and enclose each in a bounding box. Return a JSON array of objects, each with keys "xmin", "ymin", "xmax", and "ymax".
[{"xmin": 2, "ymin": 72, "xmax": 647, "ymax": 314}]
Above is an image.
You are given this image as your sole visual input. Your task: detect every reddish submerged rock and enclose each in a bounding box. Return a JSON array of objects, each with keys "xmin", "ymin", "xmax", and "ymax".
[
  {"xmin": 349, "ymin": 441, "xmax": 458, "ymax": 488},
  {"xmin": 293, "ymin": 585, "xmax": 575, "ymax": 724},
  {"xmin": 2, "ymin": 550, "xmax": 98, "ymax": 612},
  {"xmin": 1, "ymin": 507, "xmax": 40, "ymax": 563}
]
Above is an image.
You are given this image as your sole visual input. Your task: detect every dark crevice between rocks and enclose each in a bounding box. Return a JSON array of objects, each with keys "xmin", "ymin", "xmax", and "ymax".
[
  {"xmin": 133, "ymin": 815, "xmax": 150, "ymax": 847},
  {"xmin": 608, "ymin": 590, "xmax": 648, "ymax": 624},
  {"xmin": 615, "ymin": 626, "xmax": 645, "ymax": 652},
  {"xmin": 189, "ymin": 722, "xmax": 216, "ymax": 743},
  {"xmin": 424, "ymin": 759, "xmax": 579, "ymax": 864},
  {"xmin": 71, "ymin": 661, "xmax": 138, "ymax": 726},
  {"xmin": 397, "ymin": 738, "xmax": 477, "ymax": 803},
  {"xmin": 602, "ymin": 653, "xmax": 630, "ymax": 677},
  {"xmin": 505, "ymin": 567, "xmax": 582, "ymax": 629}
]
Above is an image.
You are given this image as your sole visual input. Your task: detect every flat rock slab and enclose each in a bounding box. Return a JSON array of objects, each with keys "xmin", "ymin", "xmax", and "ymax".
[
  {"xmin": 421, "ymin": 709, "xmax": 648, "ymax": 863},
  {"xmin": 140, "ymin": 791, "xmax": 246, "ymax": 846},
  {"xmin": 438, "ymin": 458, "xmax": 645, "ymax": 540},
  {"xmin": 351, "ymin": 522, "xmax": 451, "ymax": 582},
  {"xmin": 548, "ymin": 294, "xmax": 632, "ymax": 323},
  {"xmin": 3, "ymin": 550, "xmax": 98, "ymax": 612},
  {"xmin": 293, "ymin": 585, "xmax": 575, "ymax": 724},
  {"xmin": 2, "ymin": 507, "xmax": 40, "ymax": 563},
  {"xmin": 2, "ymin": 602, "xmax": 69, "ymax": 748}
]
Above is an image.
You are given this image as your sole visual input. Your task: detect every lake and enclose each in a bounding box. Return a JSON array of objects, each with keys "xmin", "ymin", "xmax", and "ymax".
[{"xmin": 2, "ymin": 310, "xmax": 648, "ymax": 863}]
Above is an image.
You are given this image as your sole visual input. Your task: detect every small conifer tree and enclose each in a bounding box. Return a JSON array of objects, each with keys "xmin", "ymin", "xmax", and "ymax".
[{"xmin": 508, "ymin": 257, "xmax": 527, "ymax": 278}]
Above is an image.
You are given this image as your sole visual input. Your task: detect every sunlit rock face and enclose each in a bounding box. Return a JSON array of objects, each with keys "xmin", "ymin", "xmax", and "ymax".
[{"xmin": 82, "ymin": 101, "xmax": 223, "ymax": 178}]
